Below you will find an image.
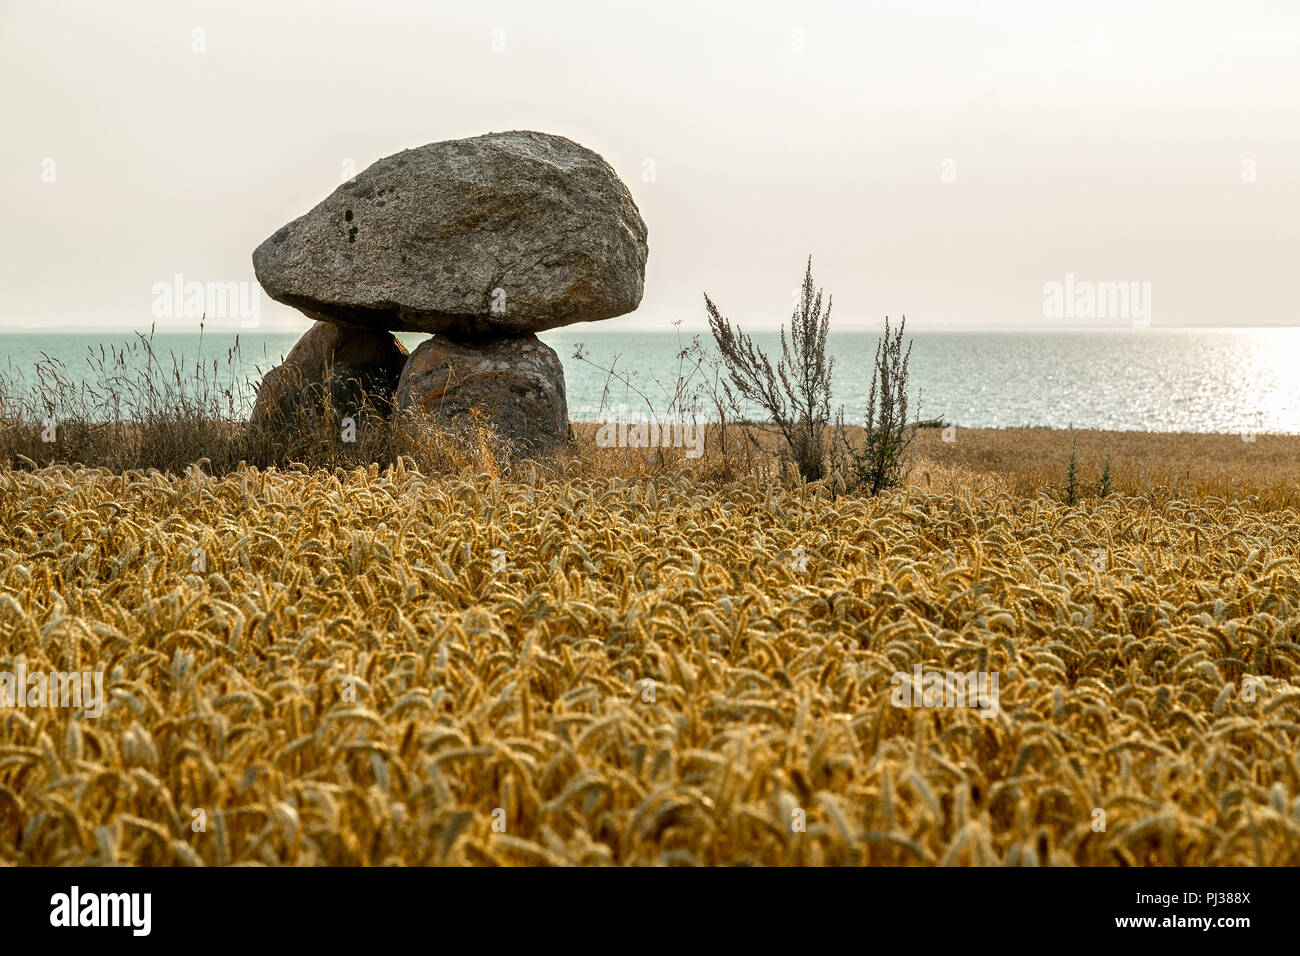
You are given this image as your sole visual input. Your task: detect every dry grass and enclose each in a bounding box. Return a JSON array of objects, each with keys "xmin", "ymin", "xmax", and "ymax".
[
  {"xmin": 909, "ymin": 427, "xmax": 1300, "ymax": 510},
  {"xmin": 0, "ymin": 328, "xmax": 517, "ymax": 476},
  {"xmin": 2, "ymin": 435, "xmax": 1299, "ymax": 865}
]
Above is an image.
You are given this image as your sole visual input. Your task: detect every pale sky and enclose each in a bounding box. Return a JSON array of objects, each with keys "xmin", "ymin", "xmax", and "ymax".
[{"xmin": 3, "ymin": 0, "xmax": 1298, "ymax": 333}]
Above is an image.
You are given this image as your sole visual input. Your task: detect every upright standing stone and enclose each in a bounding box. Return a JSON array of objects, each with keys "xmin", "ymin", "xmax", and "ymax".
[
  {"xmin": 394, "ymin": 335, "xmax": 568, "ymax": 454},
  {"xmin": 249, "ymin": 321, "xmax": 408, "ymax": 430}
]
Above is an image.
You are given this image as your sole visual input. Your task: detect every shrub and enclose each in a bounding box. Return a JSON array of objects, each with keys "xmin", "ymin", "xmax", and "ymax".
[
  {"xmin": 705, "ymin": 256, "xmax": 834, "ymax": 482},
  {"xmin": 1063, "ymin": 439, "xmax": 1080, "ymax": 505},
  {"xmin": 832, "ymin": 316, "xmax": 920, "ymax": 495},
  {"xmin": 1096, "ymin": 454, "xmax": 1113, "ymax": 498}
]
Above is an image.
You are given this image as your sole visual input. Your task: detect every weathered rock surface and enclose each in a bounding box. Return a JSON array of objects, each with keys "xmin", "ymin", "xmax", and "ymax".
[
  {"xmin": 394, "ymin": 335, "xmax": 568, "ymax": 453},
  {"xmin": 252, "ymin": 130, "xmax": 648, "ymax": 338},
  {"xmin": 249, "ymin": 321, "xmax": 408, "ymax": 429}
]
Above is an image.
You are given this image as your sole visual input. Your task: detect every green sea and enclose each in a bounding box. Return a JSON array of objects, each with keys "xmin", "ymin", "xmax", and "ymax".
[{"xmin": 2, "ymin": 327, "xmax": 1298, "ymax": 433}]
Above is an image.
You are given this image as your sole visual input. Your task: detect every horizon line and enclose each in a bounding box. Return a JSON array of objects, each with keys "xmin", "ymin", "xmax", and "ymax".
[{"xmin": 3, "ymin": 323, "xmax": 1298, "ymax": 335}]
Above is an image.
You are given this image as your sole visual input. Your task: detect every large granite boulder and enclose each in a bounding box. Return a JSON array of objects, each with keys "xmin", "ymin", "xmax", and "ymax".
[
  {"xmin": 249, "ymin": 321, "xmax": 408, "ymax": 430},
  {"xmin": 252, "ymin": 131, "xmax": 648, "ymax": 338},
  {"xmin": 394, "ymin": 335, "xmax": 568, "ymax": 454}
]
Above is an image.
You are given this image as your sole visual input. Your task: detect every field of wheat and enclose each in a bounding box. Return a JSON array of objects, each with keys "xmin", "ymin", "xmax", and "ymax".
[{"xmin": 2, "ymin": 435, "xmax": 1299, "ymax": 866}]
